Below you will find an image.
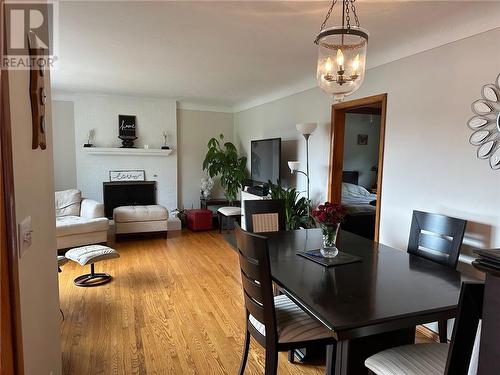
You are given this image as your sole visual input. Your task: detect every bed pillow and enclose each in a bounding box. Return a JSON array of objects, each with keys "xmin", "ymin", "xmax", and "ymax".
[{"xmin": 342, "ymin": 182, "xmax": 371, "ymax": 197}]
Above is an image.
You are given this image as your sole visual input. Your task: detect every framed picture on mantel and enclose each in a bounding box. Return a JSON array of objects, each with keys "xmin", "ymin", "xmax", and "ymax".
[
  {"xmin": 118, "ymin": 115, "xmax": 136, "ymax": 138},
  {"xmin": 109, "ymin": 170, "xmax": 145, "ymax": 182}
]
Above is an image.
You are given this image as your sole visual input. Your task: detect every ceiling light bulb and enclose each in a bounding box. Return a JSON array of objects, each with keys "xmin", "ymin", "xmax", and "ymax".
[{"xmin": 336, "ymin": 49, "xmax": 344, "ymax": 69}]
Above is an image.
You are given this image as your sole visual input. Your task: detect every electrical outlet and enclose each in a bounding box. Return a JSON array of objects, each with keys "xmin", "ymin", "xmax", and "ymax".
[{"xmin": 18, "ymin": 216, "xmax": 33, "ymax": 258}]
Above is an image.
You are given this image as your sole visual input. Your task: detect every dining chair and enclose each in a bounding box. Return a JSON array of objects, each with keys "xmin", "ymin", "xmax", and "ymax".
[
  {"xmin": 365, "ymin": 281, "xmax": 483, "ymax": 375},
  {"xmin": 235, "ymin": 225, "xmax": 336, "ymax": 374},
  {"xmin": 245, "ymin": 198, "xmax": 288, "ymax": 301},
  {"xmin": 408, "ymin": 210, "xmax": 467, "ymax": 342},
  {"xmin": 244, "ymin": 199, "xmax": 286, "ymax": 233}
]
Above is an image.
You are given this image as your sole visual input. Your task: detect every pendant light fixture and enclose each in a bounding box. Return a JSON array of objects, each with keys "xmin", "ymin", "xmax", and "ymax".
[{"xmin": 315, "ymin": 0, "xmax": 368, "ymax": 102}]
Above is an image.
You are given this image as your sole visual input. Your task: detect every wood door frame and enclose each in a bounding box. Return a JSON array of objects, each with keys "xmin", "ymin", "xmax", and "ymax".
[
  {"xmin": 327, "ymin": 93, "xmax": 387, "ymax": 242},
  {"xmin": 1, "ymin": 1, "xmax": 24, "ymax": 372}
]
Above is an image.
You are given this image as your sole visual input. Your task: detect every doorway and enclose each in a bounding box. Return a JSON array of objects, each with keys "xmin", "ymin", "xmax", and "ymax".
[{"xmin": 328, "ymin": 94, "xmax": 387, "ymax": 242}]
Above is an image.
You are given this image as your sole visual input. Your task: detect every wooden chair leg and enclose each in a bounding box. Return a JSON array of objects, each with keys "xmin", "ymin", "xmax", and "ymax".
[
  {"xmin": 438, "ymin": 319, "xmax": 448, "ymax": 343},
  {"xmin": 238, "ymin": 330, "xmax": 250, "ymax": 375},
  {"xmin": 265, "ymin": 346, "xmax": 278, "ymax": 375}
]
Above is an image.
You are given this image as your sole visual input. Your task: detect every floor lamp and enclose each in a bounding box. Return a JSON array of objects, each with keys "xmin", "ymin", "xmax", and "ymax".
[{"xmin": 288, "ymin": 123, "xmax": 318, "ymax": 208}]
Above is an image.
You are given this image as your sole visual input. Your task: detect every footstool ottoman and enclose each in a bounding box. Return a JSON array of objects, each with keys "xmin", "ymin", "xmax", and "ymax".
[
  {"xmin": 65, "ymin": 245, "xmax": 119, "ymax": 287},
  {"xmin": 114, "ymin": 205, "xmax": 168, "ymax": 239},
  {"xmin": 186, "ymin": 209, "xmax": 213, "ymax": 231}
]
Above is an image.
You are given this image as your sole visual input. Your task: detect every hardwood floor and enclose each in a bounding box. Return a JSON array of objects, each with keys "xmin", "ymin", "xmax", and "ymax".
[
  {"xmin": 59, "ymin": 230, "xmax": 325, "ymax": 374},
  {"xmin": 59, "ymin": 230, "xmax": 433, "ymax": 374}
]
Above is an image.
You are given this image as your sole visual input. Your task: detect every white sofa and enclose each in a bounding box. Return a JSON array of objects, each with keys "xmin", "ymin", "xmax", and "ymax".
[{"xmin": 55, "ymin": 189, "xmax": 109, "ymax": 250}]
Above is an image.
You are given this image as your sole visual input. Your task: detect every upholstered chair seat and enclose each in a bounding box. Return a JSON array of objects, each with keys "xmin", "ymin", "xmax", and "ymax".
[
  {"xmin": 249, "ymin": 294, "xmax": 333, "ymax": 344},
  {"xmin": 365, "ymin": 343, "xmax": 449, "ymax": 375}
]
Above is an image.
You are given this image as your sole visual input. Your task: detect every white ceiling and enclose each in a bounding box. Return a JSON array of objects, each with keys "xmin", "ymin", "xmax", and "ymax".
[{"xmin": 51, "ymin": 1, "xmax": 500, "ymax": 112}]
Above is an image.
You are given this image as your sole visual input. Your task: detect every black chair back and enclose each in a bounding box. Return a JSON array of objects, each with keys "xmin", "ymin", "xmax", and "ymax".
[
  {"xmin": 244, "ymin": 199, "xmax": 286, "ymax": 233},
  {"xmin": 445, "ymin": 282, "xmax": 483, "ymax": 375},
  {"xmin": 235, "ymin": 224, "xmax": 277, "ymax": 345},
  {"xmin": 408, "ymin": 210, "xmax": 467, "ymax": 268}
]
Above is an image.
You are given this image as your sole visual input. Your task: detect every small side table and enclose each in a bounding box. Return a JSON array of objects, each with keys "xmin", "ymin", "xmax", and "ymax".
[{"xmin": 200, "ymin": 198, "xmax": 241, "ymax": 210}]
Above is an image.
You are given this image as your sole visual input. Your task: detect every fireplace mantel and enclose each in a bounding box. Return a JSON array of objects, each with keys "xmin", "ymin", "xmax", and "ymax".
[{"xmin": 84, "ymin": 147, "xmax": 173, "ymax": 156}]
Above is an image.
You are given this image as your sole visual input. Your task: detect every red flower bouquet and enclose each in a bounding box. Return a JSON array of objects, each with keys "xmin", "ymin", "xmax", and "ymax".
[
  {"xmin": 312, "ymin": 202, "xmax": 347, "ymax": 257},
  {"xmin": 312, "ymin": 202, "xmax": 347, "ymax": 226}
]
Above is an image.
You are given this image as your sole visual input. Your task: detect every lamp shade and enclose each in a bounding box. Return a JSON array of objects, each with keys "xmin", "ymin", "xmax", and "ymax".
[
  {"xmin": 288, "ymin": 161, "xmax": 300, "ymax": 173},
  {"xmin": 296, "ymin": 123, "xmax": 318, "ymax": 135}
]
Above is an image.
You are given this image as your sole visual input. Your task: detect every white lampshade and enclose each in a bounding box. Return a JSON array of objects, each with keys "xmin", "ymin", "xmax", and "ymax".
[
  {"xmin": 288, "ymin": 161, "xmax": 300, "ymax": 173},
  {"xmin": 296, "ymin": 123, "xmax": 318, "ymax": 135}
]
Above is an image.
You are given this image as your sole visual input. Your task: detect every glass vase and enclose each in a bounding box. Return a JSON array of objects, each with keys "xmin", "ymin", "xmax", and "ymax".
[{"xmin": 320, "ymin": 223, "xmax": 339, "ymax": 258}]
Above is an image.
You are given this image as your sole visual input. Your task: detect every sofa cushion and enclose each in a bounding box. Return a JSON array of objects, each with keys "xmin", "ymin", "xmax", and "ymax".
[
  {"xmin": 113, "ymin": 205, "xmax": 168, "ymax": 223},
  {"xmin": 56, "ymin": 216, "xmax": 109, "ymax": 237},
  {"xmin": 55, "ymin": 189, "xmax": 81, "ymax": 217}
]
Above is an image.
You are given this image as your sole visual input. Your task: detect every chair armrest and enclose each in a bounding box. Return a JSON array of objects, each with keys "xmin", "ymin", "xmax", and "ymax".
[{"xmin": 80, "ymin": 198, "xmax": 105, "ymax": 219}]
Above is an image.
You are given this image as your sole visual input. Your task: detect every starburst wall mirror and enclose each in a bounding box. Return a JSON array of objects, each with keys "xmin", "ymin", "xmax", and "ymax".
[{"xmin": 468, "ymin": 73, "xmax": 500, "ymax": 170}]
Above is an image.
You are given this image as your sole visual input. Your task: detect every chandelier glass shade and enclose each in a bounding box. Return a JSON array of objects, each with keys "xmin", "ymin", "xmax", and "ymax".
[{"xmin": 315, "ymin": 0, "xmax": 369, "ymax": 102}]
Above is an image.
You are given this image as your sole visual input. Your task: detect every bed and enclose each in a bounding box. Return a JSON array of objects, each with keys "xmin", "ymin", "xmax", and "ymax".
[{"xmin": 341, "ymin": 171, "xmax": 377, "ymax": 240}]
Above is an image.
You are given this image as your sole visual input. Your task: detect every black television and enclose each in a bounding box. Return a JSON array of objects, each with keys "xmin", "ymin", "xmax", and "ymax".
[{"xmin": 251, "ymin": 138, "xmax": 281, "ymax": 185}]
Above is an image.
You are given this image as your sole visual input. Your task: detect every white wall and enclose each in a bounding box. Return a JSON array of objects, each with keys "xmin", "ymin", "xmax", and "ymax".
[
  {"xmin": 177, "ymin": 109, "xmax": 234, "ymax": 209},
  {"xmin": 72, "ymin": 94, "xmax": 178, "ymax": 210},
  {"xmin": 52, "ymin": 100, "xmax": 77, "ymax": 190},
  {"xmin": 234, "ymin": 29, "xmax": 500, "ymax": 266},
  {"xmin": 344, "ymin": 113, "xmax": 381, "ymax": 189},
  {"xmin": 9, "ymin": 71, "xmax": 62, "ymax": 373}
]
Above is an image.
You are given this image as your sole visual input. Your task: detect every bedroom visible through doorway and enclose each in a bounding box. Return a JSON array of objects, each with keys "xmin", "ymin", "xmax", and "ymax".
[{"xmin": 328, "ymin": 94, "xmax": 387, "ymax": 242}]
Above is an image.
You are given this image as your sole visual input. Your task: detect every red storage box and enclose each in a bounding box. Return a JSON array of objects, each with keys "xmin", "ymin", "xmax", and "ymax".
[{"xmin": 186, "ymin": 209, "xmax": 213, "ymax": 231}]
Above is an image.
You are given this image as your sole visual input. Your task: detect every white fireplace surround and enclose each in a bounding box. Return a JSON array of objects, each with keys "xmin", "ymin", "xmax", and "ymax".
[{"xmin": 73, "ymin": 94, "xmax": 178, "ymax": 211}]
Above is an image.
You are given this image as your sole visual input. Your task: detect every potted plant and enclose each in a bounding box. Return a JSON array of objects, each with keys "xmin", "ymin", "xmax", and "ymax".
[
  {"xmin": 202, "ymin": 134, "xmax": 247, "ymax": 203},
  {"xmin": 268, "ymin": 183, "xmax": 315, "ymax": 230},
  {"xmin": 312, "ymin": 202, "xmax": 347, "ymax": 258}
]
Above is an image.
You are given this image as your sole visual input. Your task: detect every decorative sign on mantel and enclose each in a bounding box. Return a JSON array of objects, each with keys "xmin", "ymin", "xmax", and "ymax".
[
  {"xmin": 118, "ymin": 115, "xmax": 137, "ymax": 148},
  {"xmin": 109, "ymin": 170, "xmax": 145, "ymax": 182}
]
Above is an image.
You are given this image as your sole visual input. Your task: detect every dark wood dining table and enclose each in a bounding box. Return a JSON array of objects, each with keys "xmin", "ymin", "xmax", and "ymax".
[{"xmin": 264, "ymin": 228, "xmax": 467, "ymax": 375}]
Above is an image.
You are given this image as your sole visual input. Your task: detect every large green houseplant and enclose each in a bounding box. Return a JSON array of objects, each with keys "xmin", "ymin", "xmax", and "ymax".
[{"xmin": 203, "ymin": 135, "xmax": 247, "ymax": 202}]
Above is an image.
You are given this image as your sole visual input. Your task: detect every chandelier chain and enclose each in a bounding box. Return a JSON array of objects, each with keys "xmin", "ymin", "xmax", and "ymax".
[
  {"xmin": 319, "ymin": 0, "xmax": 338, "ymax": 32},
  {"xmin": 351, "ymin": 0, "xmax": 360, "ymax": 28},
  {"xmin": 345, "ymin": 0, "xmax": 351, "ymax": 31},
  {"xmin": 318, "ymin": 0, "xmax": 361, "ymax": 33}
]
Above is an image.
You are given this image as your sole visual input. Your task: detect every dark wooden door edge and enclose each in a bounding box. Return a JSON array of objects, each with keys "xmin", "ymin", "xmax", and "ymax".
[
  {"xmin": 327, "ymin": 94, "xmax": 388, "ymax": 242},
  {"xmin": 1, "ymin": 1, "xmax": 25, "ymax": 372}
]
